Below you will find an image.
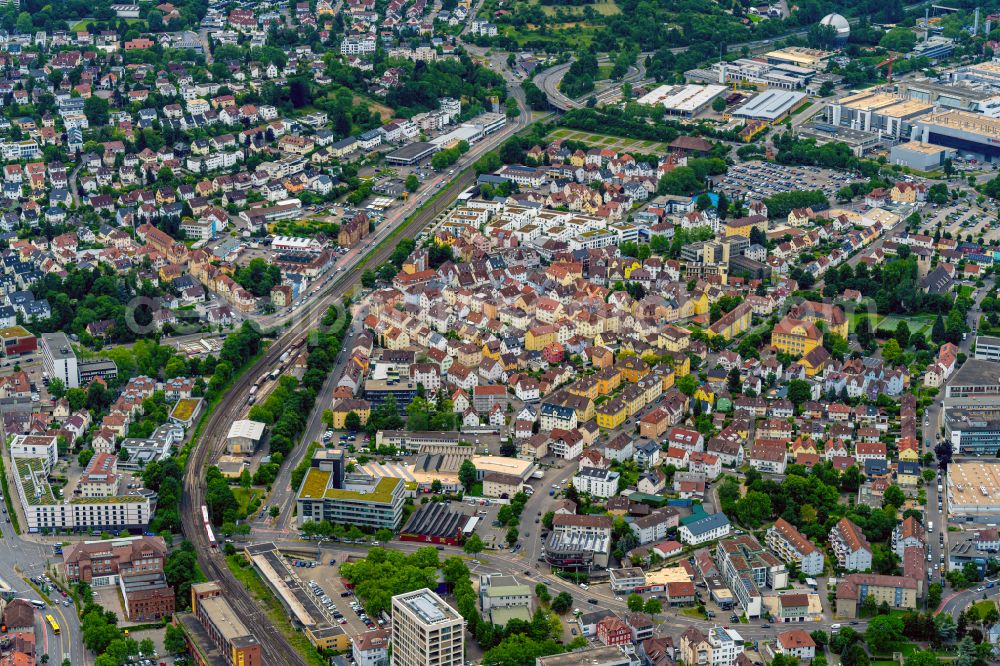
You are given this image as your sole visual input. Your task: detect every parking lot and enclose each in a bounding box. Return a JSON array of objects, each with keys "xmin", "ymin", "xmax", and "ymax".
[
  {"xmin": 296, "ymin": 554, "xmax": 387, "ymax": 638},
  {"xmin": 716, "ymin": 161, "xmax": 851, "ymax": 202},
  {"xmin": 922, "ymin": 197, "xmax": 1000, "ymax": 245}
]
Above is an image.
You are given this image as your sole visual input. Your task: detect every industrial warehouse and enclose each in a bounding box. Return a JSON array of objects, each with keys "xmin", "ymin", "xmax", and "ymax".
[{"xmin": 946, "ymin": 461, "xmax": 1000, "ymax": 520}]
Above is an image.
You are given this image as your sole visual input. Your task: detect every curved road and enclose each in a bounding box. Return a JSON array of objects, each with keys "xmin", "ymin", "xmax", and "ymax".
[{"xmin": 534, "ymin": 2, "xmax": 930, "ymax": 110}]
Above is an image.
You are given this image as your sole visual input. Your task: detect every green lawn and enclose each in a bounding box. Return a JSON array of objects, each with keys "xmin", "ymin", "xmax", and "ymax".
[
  {"xmin": 850, "ymin": 312, "xmax": 880, "ymax": 333},
  {"xmin": 973, "ymin": 599, "xmax": 996, "ymax": 616},
  {"xmin": 959, "ymin": 285, "xmax": 974, "ymax": 299},
  {"xmin": 233, "ymin": 486, "xmax": 264, "ymax": 515},
  {"xmin": 790, "ymin": 100, "xmax": 813, "ymax": 115},
  {"xmin": 71, "ymin": 18, "xmax": 144, "ymax": 30},
  {"xmin": 499, "ymin": 23, "xmax": 595, "ymax": 48},
  {"xmin": 538, "ymin": 0, "xmax": 620, "ymax": 16},
  {"xmin": 854, "ymin": 311, "xmax": 938, "ymax": 340},
  {"xmin": 597, "ymin": 65, "xmax": 614, "ymax": 80},
  {"xmin": 543, "ymin": 128, "xmax": 672, "ymax": 155}
]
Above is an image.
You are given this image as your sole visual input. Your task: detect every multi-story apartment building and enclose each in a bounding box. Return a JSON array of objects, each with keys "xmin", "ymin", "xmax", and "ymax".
[
  {"xmin": 391, "ymin": 589, "xmax": 465, "ymax": 666},
  {"xmin": 829, "ymin": 517, "xmax": 873, "ymax": 571},
  {"xmin": 892, "ymin": 516, "xmax": 927, "ymax": 558},
  {"xmin": 748, "ymin": 439, "xmax": 788, "ymax": 475},
  {"xmin": 40, "ymin": 332, "xmax": 79, "ymax": 388},
  {"xmin": 630, "ymin": 507, "xmax": 680, "ymax": 545},
  {"xmin": 9, "ymin": 435, "xmax": 58, "ymax": 470},
  {"xmin": 680, "ymin": 626, "xmax": 742, "ymax": 666},
  {"xmin": 766, "ymin": 518, "xmax": 824, "ymax": 576},
  {"xmin": 715, "ymin": 535, "xmax": 788, "ymax": 618},
  {"xmin": 478, "ymin": 574, "xmax": 532, "ymax": 625},
  {"xmin": 352, "ymin": 629, "xmax": 389, "ymax": 666},
  {"xmin": 679, "ymin": 512, "xmax": 731, "ymax": 545},
  {"xmin": 13, "ymin": 454, "xmax": 151, "ymax": 533},
  {"xmin": 572, "ymin": 467, "xmax": 620, "ymax": 499},
  {"xmin": 835, "ymin": 574, "xmax": 919, "ymax": 618}
]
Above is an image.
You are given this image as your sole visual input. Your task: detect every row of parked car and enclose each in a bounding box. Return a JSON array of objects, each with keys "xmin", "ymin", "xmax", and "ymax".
[
  {"xmin": 307, "ymin": 580, "xmax": 349, "ymax": 625},
  {"xmin": 348, "ymin": 598, "xmax": 383, "ymax": 631},
  {"xmin": 29, "ymin": 574, "xmax": 71, "ymax": 607}
]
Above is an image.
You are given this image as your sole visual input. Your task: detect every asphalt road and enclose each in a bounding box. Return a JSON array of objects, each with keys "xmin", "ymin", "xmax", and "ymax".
[
  {"xmin": 0, "ymin": 514, "xmax": 81, "ymax": 665},
  {"xmin": 922, "ymin": 279, "xmax": 994, "ymax": 586},
  {"xmin": 259, "ymin": 537, "xmax": 872, "ymax": 644}
]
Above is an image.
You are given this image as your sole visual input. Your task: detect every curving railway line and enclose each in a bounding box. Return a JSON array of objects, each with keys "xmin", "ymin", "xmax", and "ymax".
[{"xmin": 180, "ymin": 168, "xmax": 476, "ymax": 666}]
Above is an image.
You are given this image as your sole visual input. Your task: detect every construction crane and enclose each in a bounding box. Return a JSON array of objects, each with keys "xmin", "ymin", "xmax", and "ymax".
[{"xmin": 876, "ymin": 51, "xmax": 901, "ymax": 90}]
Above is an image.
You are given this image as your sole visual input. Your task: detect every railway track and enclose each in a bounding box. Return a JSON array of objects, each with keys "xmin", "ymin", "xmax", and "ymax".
[{"xmin": 180, "ymin": 169, "xmax": 476, "ymax": 666}]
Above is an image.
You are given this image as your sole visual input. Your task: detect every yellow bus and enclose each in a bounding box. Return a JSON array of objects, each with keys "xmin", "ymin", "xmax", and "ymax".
[{"xmin": 45, "ymin": 614, "xmax": 59, "ymax": 635}]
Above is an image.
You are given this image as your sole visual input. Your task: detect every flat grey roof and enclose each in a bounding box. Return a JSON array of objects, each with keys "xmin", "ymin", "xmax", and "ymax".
[
  {"xmin": 733, "ymin": 90, "xmax": 806, "ymax": 120},
  {"xmin": 797, "ymin": 123, "xmax": 881, "ymax": 146},
  {"xmin": 977, "ymin": 335, "xmax": 1000, "ymax": 347},
  {"xmin": 386, "ymin": 142, "xmax": 436, "ymax": 163},
  {"xmin": 950, "ymin": 358, "xmax": 1000, "ymax": 386},
  {"xmin": 41, "ymin": 333, "xmax": 74, "ymax": 360}
]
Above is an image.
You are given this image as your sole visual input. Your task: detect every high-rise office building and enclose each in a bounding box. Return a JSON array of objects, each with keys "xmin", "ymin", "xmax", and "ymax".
[{"xmin": 391, "ymin": 588, "xmax": 464, "ymax": 666}]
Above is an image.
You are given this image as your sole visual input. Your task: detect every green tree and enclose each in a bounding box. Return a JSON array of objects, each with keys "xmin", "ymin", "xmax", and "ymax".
[
  {"xmin": 15, "ymin": 12, "xmax": 32, "ymax": 34},
  {"xmin": 551, "ymin": 592, "xmax": 573, "ymax": 614},
  {"xmin": 48, "ymin": 378, "xmax": 66, "ymax": 400},
  {"xmin": 735, "ymin": 490, "xmax": 773, "ymax": 527},
  {"xmin": 644, "ymin": 597, "xmax": 662, "ymax": 616},
  {"xmin": 931, "ymin": 314, "xmax": 947, "ymax": 343},
  {"xmin": 269, "ymin": 506, "xmax": 280, "ymax": 518},
  {"xmin": 677, "ymin": 374, "xmax": 698, "ymax": 397},
  {"xmin": 880, "ymin": 26, "xmax": 918, "ymax": 51},
  {"xmin": 345, "ymin": 411, "xmax": 362, "ymax": 431},
  {"xmin": 83, "ymin": 96, "xmax": 110, "ymax": 126},
  {"xmin": 895, "ymin": 320, "xmax": 911, "ymax": 348},
  {"xmin": 712, "ymin": 96, "xmax": 726, "ymax": 112},
  {"xmin": 861, "ymin": 593, "xmax": 879, "ymax": 617},
  {"xmin": 459, "ymin": 459, "xmax": 477, "ymax": 492},
  {"xmin": 535, "ymin": 583, "xmax": 551, "ymax": 605},
  {"xmin": 842, "ymin": 643, "xmax": 871, "ymax": 666},
  {"xmin": 506, "ymin": 527, "xmax": 519, "ymax": 546},
  {"xmin": 882, "ymin": 484, "xmax": 905, "ymax": 509},
  {"xmin": 882, "ymin": 338, "xmax": 903, "ymax": 364},
  {"xmin": 727, "ymin": 366, "xmax": 742, "ymax": 394},
  {"xmin": 463, "ymin": 534, "xmax": 485, "ymax": 554},
  {"xmin": 405, "ymin": 174, "xmax": 420, "ymax": 193},
  {"xmin": 905, "ymin": 651, "xmax": 939, "ymax": 666},
  {"xmin": 866, "ymin": 614, "xmax": 904, "ymax": 653},
  {"xmin": 627, "ymin": 594, "xmax": 644, "ymax": 612},
  {"xmin": 138, "ymin": 638, "xmax": 155, "ymax": 657},
  {"xmin": 163, "ymin": 623, "xmax": 189, "ymax": 654},
  {"xmin": 787, "ymin": 379, "xmax": 811, "ymax": 407},
  {"xmin": 856, "ymin": 316, "xmax": 875, "ymax": 349}
]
